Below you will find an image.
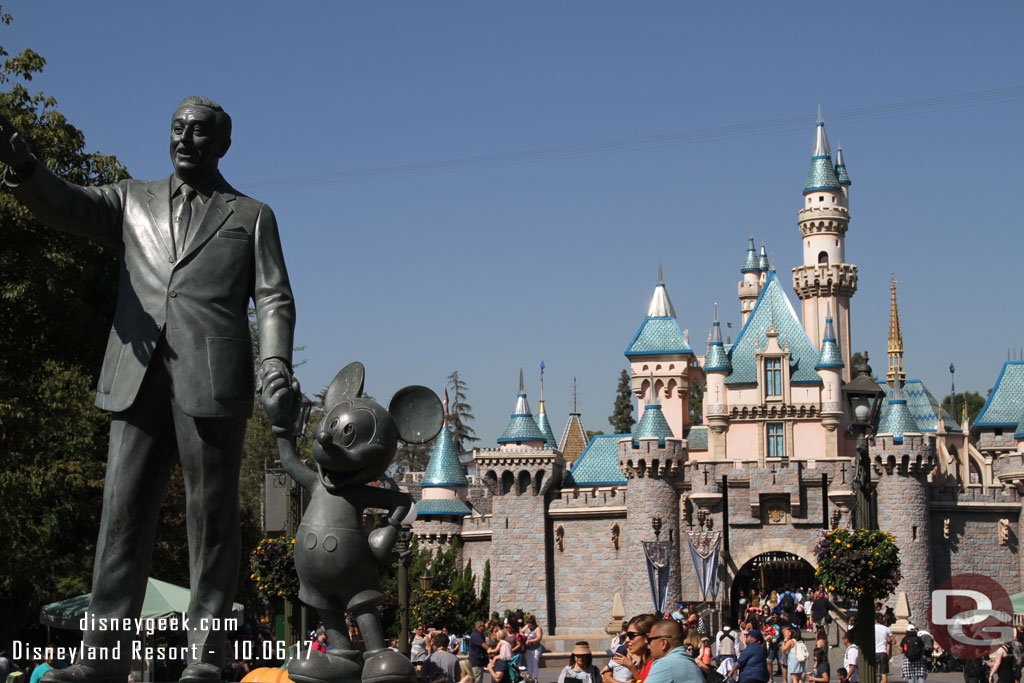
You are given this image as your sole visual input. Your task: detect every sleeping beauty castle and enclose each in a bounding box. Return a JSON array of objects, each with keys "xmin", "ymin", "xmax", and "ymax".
[{"xmin": 399, "ymin": 111, "xmax": 1024, "ymax": 642}]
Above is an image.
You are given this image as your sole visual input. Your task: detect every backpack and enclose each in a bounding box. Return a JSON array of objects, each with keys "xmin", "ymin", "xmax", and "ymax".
[
  {"xmin": 793, "ymin": 640, "xmax": 809, "ymax": 663},
  {"xmin": 904, "ymin": 634, "xmax": 924, "ymax": 661},
  {"xmin": 1011, "ymin": 640, "xmax": 1024, "ymax": 668},
  {"xmin": 780, "ymin": 593, "xmax": 796, "ymax": 613},
  {"xmin": 963, "ymin": 658, "xmax": 986, "ymax": 683}
]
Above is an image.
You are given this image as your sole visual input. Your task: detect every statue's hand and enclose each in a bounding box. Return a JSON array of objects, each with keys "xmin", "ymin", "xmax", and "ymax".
[
  {"xmin": 259, "ymin": 358, "xmax": 297, "ymax": 434},
  {"xmin": 0, "ymin": 112, "xmax": 33, "ymax": 174},
  {"xmin": 368, "ymin": 524, "xmax": 399, "ymax": 564}
]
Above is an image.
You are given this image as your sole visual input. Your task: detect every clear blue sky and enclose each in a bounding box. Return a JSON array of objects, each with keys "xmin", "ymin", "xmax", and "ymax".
[{"xmin": 8, "ymin": 2, "xmax": 1023, "ymax": 443}]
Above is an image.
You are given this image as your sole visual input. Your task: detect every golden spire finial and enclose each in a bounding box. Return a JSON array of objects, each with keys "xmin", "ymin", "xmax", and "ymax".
[{"xmin": 887, "ymin": 274, "xmax": 906, "ymax": 386}]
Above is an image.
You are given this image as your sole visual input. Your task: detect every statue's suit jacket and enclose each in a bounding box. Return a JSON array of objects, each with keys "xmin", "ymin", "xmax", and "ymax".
[{"xmin": 10, "ymin": 162, "xmax": 295, "ymax": 418}]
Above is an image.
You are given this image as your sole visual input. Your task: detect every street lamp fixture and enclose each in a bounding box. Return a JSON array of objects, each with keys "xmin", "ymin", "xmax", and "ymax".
[
  {"xmin": 395, "ymin": 502, "xmax": 418, "ymax": 657},
  {"xmin": 839, "ymin": 353, "xmax": 885, "ymax": 683},
  {"xmin": 420, "ymin": 566, "xmax": 434, "ymax": 591}
]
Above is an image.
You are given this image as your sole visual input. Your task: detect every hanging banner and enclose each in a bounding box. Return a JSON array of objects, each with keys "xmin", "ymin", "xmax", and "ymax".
[
  {"xmin": 642, "ymin": 540, "xmax": 672, "ymax": 613},
  {"xmin": 686, "ymin": 530, "xmax": 722, "ymax": 600}
]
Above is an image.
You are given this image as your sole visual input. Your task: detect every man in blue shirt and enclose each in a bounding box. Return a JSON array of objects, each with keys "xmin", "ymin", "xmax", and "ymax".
[
  {"xmin": 730, "ymin": 631, "xmax": 770, "ymax": 683},
  {"xmin": 646, "ymin": 619, "xmax": 704, "ymax": 683},
  {"xmin": 468, "ymin": 621, "xmax": 488, "ymax": 683}
]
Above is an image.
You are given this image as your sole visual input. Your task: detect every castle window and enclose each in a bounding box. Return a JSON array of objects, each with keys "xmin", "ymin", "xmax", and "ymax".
[
  {"xmin": 818, "ymin": 251, "xmax": 828, "ymax": 265},
  {"xmin": 819, "ymin": 196, "xmax": 824, "ymax": 202},
  {"xmin": 767, "ymin": 423, "xmax": 785, "ymax": 458},
  {"xmin": 765, "ymin": 358, "xmax": 782, "ymax": 396}
]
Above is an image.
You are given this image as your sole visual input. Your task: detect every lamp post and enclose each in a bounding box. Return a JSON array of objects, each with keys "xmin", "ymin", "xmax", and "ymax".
[
  {"xmin": 394, "ymin": 503, "xmax": 418, "ymax": 657},
  {"xmin": 841, "ymin": 353, "xmax": 885, "ymax": 683}
]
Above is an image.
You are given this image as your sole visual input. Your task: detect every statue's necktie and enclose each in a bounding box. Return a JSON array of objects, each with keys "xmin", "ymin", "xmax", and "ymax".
[{"xmin": 173, "ymin": 184, "xmax": 196, "ymax": 257}]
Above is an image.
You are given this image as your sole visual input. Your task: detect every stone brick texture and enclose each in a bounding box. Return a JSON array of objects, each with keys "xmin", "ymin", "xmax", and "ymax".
[{"xmin": 408, "ymin": 436, "xmax": 1024, "ymax": 636}]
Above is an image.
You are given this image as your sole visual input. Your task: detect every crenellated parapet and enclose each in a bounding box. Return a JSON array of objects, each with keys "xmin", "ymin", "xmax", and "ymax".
[
  {"xmin": 791, "ymin": 263, "xmax": 859, "ymax": 299},
  {"xmin": 871, "ymin": 434, "xmax": 936, "ymax": 476},
  {"xmin": 617, "ymin": 437, "xmax": 687, "ymax": 480},
  {"xmin": 475, "ymin": 447, "xmax": 564, "ymax": 496}
]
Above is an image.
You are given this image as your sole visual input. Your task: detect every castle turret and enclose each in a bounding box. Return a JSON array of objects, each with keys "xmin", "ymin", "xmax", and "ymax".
[
  {"xmin": 474, "ymin": 370, "xmax": 564, "ymax": 625},
  {"xmin": 703, "ymin": 304, "xmax": 731, "ymax": 458},
  {"xmin": 415, "ymin": 397, "xmax": 470, "ymax": 548},
  {"xmin": 758, "ymin": 242, "xmax": 770, "ymax": 287},
  {"xmin": 625, "ymin": 265, "xmax": 694, "ymax": 439},
  {"xmin": 738, "ymin": 236, "xmax": 761, "ymax": 325},
  {"xmin": 815, "ymin": 305, "xmax": 844, "ymax": 457},
  {"xmin": 497, "ymin": 369, "xmax": 547, "ymax": 450},
  {"xmin": 835, "ymin": 139, "xmax": 851, "ymax": 205},
  {"xmin": 887, "ymin": 276, "xmax": 906, "ymax": 387},
  {"xmin": 873, "ymin": 379, "xmax": 935, "ymax": 626},
  {"xmin": 792, "ymin": 107, "xmax": 857, "ymax": 380},
  {"xmin": 618, "ymin": 384, "xmax": 686, "ymax": 615}
]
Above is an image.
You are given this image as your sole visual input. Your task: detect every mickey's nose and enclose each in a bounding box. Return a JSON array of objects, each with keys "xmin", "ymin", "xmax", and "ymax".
[{"xmin": 317, "ymin": 429, "xmax": 332, "ymax": 447}]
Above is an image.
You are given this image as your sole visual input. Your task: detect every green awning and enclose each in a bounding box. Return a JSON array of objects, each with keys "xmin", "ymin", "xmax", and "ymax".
[{"xmin": 40, "ymin": 577, "xmax": 244, "ymax": 630}]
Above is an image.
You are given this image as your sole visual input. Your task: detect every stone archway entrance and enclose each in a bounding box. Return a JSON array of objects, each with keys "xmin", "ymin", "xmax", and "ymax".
[{"xmin": 730, "ymin": 552, "xmax": 817, "ymax": 622}]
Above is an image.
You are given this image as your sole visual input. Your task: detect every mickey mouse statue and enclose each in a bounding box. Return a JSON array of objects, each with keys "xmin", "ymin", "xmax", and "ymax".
[{"xmin": 263, "ymin": 361, "xmax": 443, "ymax": 683}]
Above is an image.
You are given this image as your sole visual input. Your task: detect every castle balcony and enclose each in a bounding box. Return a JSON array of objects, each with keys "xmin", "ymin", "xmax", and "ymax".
[
  {"xmin": 993, "ymin": 452, "xmax": 1024, "ymax": 486},
  {"xmin": 792, "ymin": 263, "xmax": 858, "ymax": 299}
]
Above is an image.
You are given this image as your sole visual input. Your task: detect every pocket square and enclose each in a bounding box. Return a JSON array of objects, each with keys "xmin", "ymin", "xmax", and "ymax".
[{"xmin": 218, "ymin": 227, "xmax": 251, "ymax": 240}]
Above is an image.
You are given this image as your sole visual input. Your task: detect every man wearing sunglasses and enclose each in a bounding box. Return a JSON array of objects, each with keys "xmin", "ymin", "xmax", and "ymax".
[{"xmin": 644, "ymin": 620, "xmax": 702, "ymax": 683}]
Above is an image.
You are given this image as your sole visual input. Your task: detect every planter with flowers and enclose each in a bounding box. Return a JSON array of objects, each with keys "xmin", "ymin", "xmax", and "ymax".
[{"xmin": 814, "ymin": 528, "xmax": 901, "ymax": 600}]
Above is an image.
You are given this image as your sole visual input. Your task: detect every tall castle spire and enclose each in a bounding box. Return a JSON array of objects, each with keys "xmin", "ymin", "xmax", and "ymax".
[
  {"xmin": 792, "ymin": 108, "xmax": 858, "ymax": 380},
  {"xmin": 887, "ymin": 275, "xmax": 906, "ymax": 386}
]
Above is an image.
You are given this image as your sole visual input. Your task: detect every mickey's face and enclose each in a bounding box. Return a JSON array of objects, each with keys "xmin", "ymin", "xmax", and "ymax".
[{"xmin": 313, "ymin": 398, "xmax": 398, "ymax": 483}]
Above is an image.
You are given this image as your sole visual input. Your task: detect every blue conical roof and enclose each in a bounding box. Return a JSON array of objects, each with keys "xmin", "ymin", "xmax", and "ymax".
[
  {"xmin": 704, "ymin": 307, "xmax": 731, "ymax": 372},
  {"xmin": 633, "ymin": 404, "xmax": 675, "ymax": 442},
  {"xmin": 815, "ymin": 309, "xmax": 844, "ymax": 370},
  {"xmin": 758, "ymin": 244, "xmax": 770, "ymax": 271},
  {"xmin": 877, "ymin": 384, "xmax": 920, "ymax": 441},
  {"xmin": 497, "ymin": 370, "xmax": 546, "ymax": 444},
  {"xmin": 741, "ymin": 236, "xmax": 759, "ymax": 273},
  {"xmin": 422, "ymin": 421, "xmax": 468, "ymax": 487},
  {"xmin": 1015, "ymin": 408, "xmax": 1024, "ymax": 440},
  {"xmin": 803, "ymin": 111, "xmax": 841, "ymax": 194},
  {"xmin": 626, "ymin": 268, "xmax": 692, "ymax": 357},
  {"xmin": 536, "ymin": 401, "xmax": 557, "ymax": 448}
]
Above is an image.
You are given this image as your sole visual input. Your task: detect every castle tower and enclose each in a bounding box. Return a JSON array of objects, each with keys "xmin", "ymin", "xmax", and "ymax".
[
  {"xmin": 415, "ymin": 397, "xmax": 470, "ymax": 547},
  {"xmin": 792, "ymin": 108, "xmax": 857, "ymax": 380},
  {"xmin": 887, "ymin": 276, "xmax": 906, "ymax": 387},
  {"xmin": 497, "ymin": 369, "xmax": 547, "ymax": 450},
  {"xmin": 625, "ymin": 265, "xmax": 694, "ymax": 438},
  {"xmin": 618, "ymin": 387, "xmax": 686, "ymax": 614},
  {"xmin": 873, "ymin": 381, "xmax": 935, "ymax": 624},
  {"xmin": 815, "ymin": 305, "xmax": 844, "ymax": 457},
  {"xmin": 738, "ymin": 236, "xmax": 761, "ymax": 325},
  {"xmin": 475, "ymin": 371, "xmax": 564, "ymax": 625},
  {"xmin": 559, "ymin": 381, "xmax": 589, "ymax": 464},
  {"xmin": 703, "ymin": 304, "xmax": 731, "ymax": 458}
]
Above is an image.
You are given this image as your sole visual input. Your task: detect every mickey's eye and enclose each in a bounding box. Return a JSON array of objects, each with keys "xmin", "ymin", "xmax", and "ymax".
[
  {"xmin": 330, "ymin": 417, "xmax": 340, "ymax": 431},
  {"xmin": 339, "ymin": 409, "xmax": 376, "ymax": 448}
]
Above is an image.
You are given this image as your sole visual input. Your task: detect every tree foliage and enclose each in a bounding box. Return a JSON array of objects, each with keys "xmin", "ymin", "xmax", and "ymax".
[
  {"xmin": 0, "ymin": 12, "xmax": 130, "ymax": 645},
  {"xmin": 446, "ymin": 370, "xmax": 479, "ymax": 454},
  {"xmin": 608, "ymin": 369, "xmax": 635, "ymax": 434}
]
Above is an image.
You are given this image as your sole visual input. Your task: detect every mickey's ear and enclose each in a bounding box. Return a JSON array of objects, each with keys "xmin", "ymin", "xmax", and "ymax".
[
  {"xmin": 324, "ymin": 362, "xmax": 365, "ymax": 408},
  {"xmin": 388, "ymin": 385, "xmax": 443, "ymax": 445}
]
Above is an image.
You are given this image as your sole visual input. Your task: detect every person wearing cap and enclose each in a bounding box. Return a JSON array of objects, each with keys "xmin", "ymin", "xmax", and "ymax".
[
  {"xmin": 730, "ymin": 631, "xmax": 770, "ymax": 683},
  {"xmin": 558, "ymin": 642, "xmax": 602, "ymax": 683},
  {"xmin": 645, "ymin": 619, "xmax": 703, "ymax": 683}
]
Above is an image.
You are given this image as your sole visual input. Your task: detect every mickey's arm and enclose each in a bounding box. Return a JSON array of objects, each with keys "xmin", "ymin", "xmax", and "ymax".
[
  {"xmin": 276, "ymin": 435, "xmax": 317, "ymax": 493},
  {"xmin": 357, "ymin": 486, "xmax": 414, "ymax": 564}
]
